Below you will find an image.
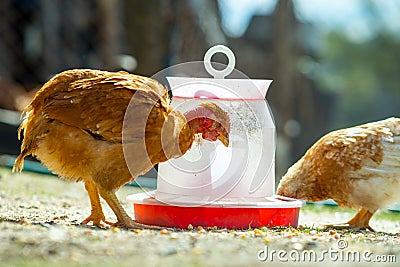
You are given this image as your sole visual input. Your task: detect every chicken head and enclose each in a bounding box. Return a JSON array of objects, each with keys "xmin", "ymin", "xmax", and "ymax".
[{"xmin": 184, "ymin": 102, "xmax": 230, "ymax": 147}]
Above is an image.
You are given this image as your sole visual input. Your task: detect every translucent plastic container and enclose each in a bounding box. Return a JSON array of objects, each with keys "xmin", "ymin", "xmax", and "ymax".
[
  {"xmin": 156, "ymin": 76, "xmax": 275, "ymax": 204},
  {"xmin": 126, "ymin": 45, "xmax": 305, "ymax": 229}
]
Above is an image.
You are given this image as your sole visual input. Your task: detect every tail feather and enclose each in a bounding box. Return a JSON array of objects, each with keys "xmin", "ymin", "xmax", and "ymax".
[
  {"xmin": 17, "ymin": 119, "xmax": 27, "ymax": 140},
  {"xmin": 13, "ymin": 108, "xmax": 32, "ymax": 172},
  {"xmin": 13, "ymin": 149, "xmax": 28, "ymax": 172}
]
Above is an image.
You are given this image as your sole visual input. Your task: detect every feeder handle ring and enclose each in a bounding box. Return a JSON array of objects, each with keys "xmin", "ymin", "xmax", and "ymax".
[{"xmin": 204, "ymin": 45, "xmax": 236, "ymax": 79}]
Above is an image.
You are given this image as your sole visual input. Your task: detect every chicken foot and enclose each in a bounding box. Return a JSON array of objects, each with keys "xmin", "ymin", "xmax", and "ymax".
[
  {"xmin": 81, "ymin": 181, "xmax": 113, "ymax": 227},
  {"xmin": 98, "ymin": 187, "xmax": 162, "ymax": 230},
  {"xmin": 324, "ymin": 208, "xmax": 375, "ymax": 231}
]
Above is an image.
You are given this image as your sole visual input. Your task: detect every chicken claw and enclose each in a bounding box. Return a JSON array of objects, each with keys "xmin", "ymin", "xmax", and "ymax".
[
  {"xmin": 81, "ymin": 213, "xmax": 113, "ymax": 228},
  {"xmin": 110, "ymin": 218, "xmax": 163, "ymax": 230},
  {"xmin": 81, "ymin": 181, "xmax": 113, "ymax": 228},
  {"xmin": 98, "ymin": 187, "xmax": 163, "ymax": 230},
  {"xmin": 323, "ymin": 208, "xmax": 375, "ymax": 232}
]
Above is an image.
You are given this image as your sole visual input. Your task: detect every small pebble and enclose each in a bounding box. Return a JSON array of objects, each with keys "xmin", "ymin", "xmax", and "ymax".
[
  {"xmin": 160, "ymin": 229, "xmax": 169, "ymax": 235},
  {"xmin": 329, "ymin": 230, "xmax": 337, "ymax": 235},
  {"xmin": 333, "ymin": 233, "xmax": 341, "ymax": 239},
  {"xmin": 40, "ymin": 222, "xmax": 51, "ymax": 228},
  {"xmin": 169, "ymin": 233, "xmax": 178, "ymax": 240},
  {"xmin": 253, "ymin": 229, "xmax": 263, "ymax": 236},
  {"xmin": 192, "ymin": 248, "xmax": 202, "ymax": 255},
  {"xmin": 71, "ymin": 232, "xmax": 79, "ymax": 237},
  {"xmin": 48, "ymin": 227, "xmax": 67, "ymax": 242},
  {"xmin": 292, "ymin": 243, "xmax": 304, "ymax": 250},
  {"xmin": 86, "ymin": 230, "xmax": 94, "ymax": 236},
  {"xmin": 105, "ymin": 248, "xmax": 115, "ymax": 256},
  {"xmin": 70, "ymin": 252, "xmax": 81, "ymax": 262},
  {"xmin": 160, "ymin": 247, "xmax": 178, "ymax": 256},
  {"xmin": 304, "ymin": 241, "xmax": 317, "ymax": 249}
]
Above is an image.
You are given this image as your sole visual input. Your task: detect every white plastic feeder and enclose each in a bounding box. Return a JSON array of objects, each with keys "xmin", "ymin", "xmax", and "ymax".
[{"xmin": 127, "ymin": 45, "xmax": 304, "ymax": 229}]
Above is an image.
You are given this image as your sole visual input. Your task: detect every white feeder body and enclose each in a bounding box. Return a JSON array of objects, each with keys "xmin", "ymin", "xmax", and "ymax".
[{"xmin": 156, "ymin": 77, "xmax": 275, "ymax": 204}]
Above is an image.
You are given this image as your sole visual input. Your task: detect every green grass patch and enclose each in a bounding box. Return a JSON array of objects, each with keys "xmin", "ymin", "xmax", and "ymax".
[{"xmin": 302, "ymin": 203, "xmax": 400, "ymax": 222}]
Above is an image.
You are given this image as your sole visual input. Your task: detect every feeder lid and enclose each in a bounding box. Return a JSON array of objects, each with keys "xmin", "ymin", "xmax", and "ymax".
[{"xmin": 168, "ymin": 45, "xmax": 272, "ymax": 100}]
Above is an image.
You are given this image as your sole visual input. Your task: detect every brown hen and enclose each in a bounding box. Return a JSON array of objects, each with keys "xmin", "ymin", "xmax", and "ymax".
[
  {"xmin": 277, "ymin": 118, "xmax": 400, "ymax": 231},
  {"xmin": 13, "ymin": 69, "xmax": 230, "ymax": 229}
]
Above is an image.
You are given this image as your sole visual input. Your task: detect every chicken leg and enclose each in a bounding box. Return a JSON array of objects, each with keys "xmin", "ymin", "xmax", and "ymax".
[
  {"xmin": 98, "ymin": 187, "xmax": 162, "ymax": 230},
  {"xmin": 81, "ymin": 180, "xmax": 112, "ymax": 227},
  {"xmin": 325, "ymin": 208, "xmax": 375, "ymax": 231}
]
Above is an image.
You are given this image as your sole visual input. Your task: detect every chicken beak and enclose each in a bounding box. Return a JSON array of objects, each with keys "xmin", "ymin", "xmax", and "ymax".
[{"xmin": 218, "ymin": 133, "xmax": 229, "ymax": 147}]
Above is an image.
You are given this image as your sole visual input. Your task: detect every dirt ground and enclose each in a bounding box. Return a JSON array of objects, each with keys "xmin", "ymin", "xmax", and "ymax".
[{"xmin": 0, "ymin": 167, "xmax": 399, "ymax": 267}]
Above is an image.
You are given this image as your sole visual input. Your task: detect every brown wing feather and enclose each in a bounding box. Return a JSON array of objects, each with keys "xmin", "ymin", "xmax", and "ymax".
[
  {"xmin": 44, "ymin": 88, "xmax": 131, "ymax": 143},
  {"xmin": 40, "ymin": 69, "xmax": 170, "ymax": 143}
]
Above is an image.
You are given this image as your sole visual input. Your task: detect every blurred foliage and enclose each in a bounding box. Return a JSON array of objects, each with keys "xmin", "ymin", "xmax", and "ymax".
[{"xmin": 317, "ymin": 5, "xmax": 400, "ymax": 127}]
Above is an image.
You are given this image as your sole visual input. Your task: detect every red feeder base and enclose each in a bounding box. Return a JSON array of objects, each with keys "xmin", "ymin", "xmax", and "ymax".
[{"xmin": 127, "ymin": 191, "xmax": 304, "ymax": 229}]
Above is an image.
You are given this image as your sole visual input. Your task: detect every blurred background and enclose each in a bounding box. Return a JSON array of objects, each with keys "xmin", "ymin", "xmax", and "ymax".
[{"xmin": 0, "ymin": 0, "xmax": 399, "ymax": 179}]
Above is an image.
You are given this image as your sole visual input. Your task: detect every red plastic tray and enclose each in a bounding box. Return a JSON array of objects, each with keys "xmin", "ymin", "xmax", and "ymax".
[{"xmin": 127, "ymin": 191, "xmax": 304, "ymax": 229}]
